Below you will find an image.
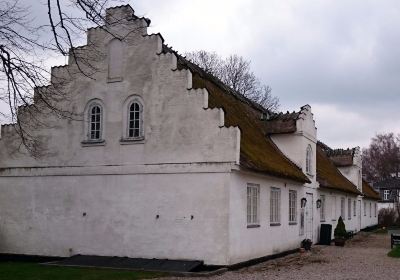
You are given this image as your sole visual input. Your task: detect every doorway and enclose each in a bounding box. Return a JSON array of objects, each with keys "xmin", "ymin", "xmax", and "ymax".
[{"xmin": 305, "ymin": 193, "xmax": 314, "ymax": 240}]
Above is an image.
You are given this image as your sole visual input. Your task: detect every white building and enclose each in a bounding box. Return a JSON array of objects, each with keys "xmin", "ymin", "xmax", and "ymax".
[{"xmin": 0, "ymin": 5, "xmax": 378, "ymax": 266}]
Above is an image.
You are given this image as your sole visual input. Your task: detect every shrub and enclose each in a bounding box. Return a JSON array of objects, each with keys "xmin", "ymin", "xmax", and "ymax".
[
  {"xmin": 388, "ymin": 246, "xmax": 400, "ymax": 258},
  {"xmin": 334, "ymin": 216, "xmax": 347, "ymax": 238},
  {"xmin": 379, "ymin": 208, "xmax": 397, "ymax": 227}
]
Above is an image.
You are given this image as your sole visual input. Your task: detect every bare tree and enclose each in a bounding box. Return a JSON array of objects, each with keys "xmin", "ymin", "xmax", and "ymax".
[
  {"xmin": 0, "ymin": 0, "xmax": 126, "ymax": 156},
  {"xmin": 185, "ymin": 50, "xmax": 279, "ymax": 112},
  {"xmin": 362, "ymin": 133, "xmax": 400, "ymax": 183}
]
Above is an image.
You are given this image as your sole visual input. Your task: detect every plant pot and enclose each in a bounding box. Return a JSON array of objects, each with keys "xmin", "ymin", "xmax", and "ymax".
[
  {"xmin": 334, "ymin": 237, "xmax": 346, "ymax": 246},
  {"xmin": 301, "ymin": 239, "xmax": 312, "ymax": 251}
]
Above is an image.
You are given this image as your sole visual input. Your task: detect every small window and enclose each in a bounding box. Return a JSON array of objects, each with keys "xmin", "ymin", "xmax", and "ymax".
[
  {"xmin": 320, "ymin": 195, "xmax": 326, "ymax": 222},
  {"xmin": 375, "ymin": 203, "xmax": 377, "ymax": 217},
  {"xmin": 384, "ymin": 190, "xmax": 390, "ymax": 201},
  {"xmin": 340, "ymin": 197, "xmax": 345, "ymax": 220},
  {"xmin": 331, "ymin": 196, "xmax": 337, "ymax": 221},
  {"xmin": 247, "ymin": 184, "xmax": 260, "ymax": 227},
  {"xmin": 364, "ymin": 201, "xmax": 366, "ymax": 216},
  {"xmin": 348, "ymin": 198, "xmax": 351, "ymax": 220},
  {"xmin": 353, "ymin": 200, "xmax": 356, "ymax": 216},
  {"xmin": 127, "ymin": 101, "xmax": 143, "ymax": 139},
  {"xmin": 369, "ymin": 202, "xmax": 372, "ymax": 217},
  {"xmin": 306, "ymin": 145, "xmax": 313, "ymax": 175},
  {"xmin": 289, "ymin": 190, "xmax": 297, "ymax": 224},
  {"xmin": 88, "ymin": 104, "xmax": 103, "ymax": 141},
  {"xmin": 270, "ymin": 188, "xmax": 281, "ymax": 225}
]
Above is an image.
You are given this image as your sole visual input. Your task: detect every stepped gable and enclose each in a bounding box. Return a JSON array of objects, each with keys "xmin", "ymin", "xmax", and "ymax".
[
  {"xmin": 317, "ymin": 141, "xmax": 356, "ymax": 167},
  {"xmin": 362, "ymin": 180, "xmax": 380, "ymax": 200},
  {"xmin": 162, "ymin": 45, "xmax": 310, "ymax": 184},
  {"xmin": 316, "ymin": 143, "xmax": 361, "ymax": 195}
]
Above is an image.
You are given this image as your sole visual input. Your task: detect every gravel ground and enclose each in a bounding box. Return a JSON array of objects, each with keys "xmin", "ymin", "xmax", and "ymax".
[{"xmin": 159, "ymin": 232, "xmax": 399, "ymax": 280}]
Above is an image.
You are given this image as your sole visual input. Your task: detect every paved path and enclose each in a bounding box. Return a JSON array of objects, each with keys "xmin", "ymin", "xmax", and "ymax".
[{"xmin": 160, "ymin": 232, "xmax": 399, "ymax": 280}]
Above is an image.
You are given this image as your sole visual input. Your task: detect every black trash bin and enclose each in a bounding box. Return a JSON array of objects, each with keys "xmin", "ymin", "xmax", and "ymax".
[{"xmin": 320, "ymin": 224, "xmax": 332, "ymax": 245}]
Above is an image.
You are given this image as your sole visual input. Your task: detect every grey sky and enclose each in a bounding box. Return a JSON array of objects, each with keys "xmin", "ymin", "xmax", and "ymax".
[{"xmin": 2, "ymin": 0, "xmax": 399, "ymax": 149}]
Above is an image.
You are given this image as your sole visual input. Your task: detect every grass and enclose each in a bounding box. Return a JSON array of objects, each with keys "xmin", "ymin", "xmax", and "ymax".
[
  {"xmin": 374, "ymin": 227, "xmax": 388, "ymax": 234},
  {"xmin": 0, "ymin": 262, "xmax": 165, "ymax": 280},
  {"xmin": 388, "ymin": 246, "xmax": 400, "ymax": 258}
]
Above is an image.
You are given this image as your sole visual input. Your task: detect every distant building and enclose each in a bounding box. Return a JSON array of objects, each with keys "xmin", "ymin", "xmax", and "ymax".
[{"xmin": 374, "ymin": 177, "xmax": 400, "ymax": 211}]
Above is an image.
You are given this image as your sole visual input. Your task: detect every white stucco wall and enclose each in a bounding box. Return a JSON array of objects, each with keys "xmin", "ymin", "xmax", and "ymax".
[
  {"xmin": 271, "ymin": 105, "xmax": 317, "ymax": 190},
  {"xmin": 227, "ymin": 171, "xmax": 319, "ymax": 265},
  {"xmin": 361, "ymin": 198, "xmax": 379, "ymax": 229},
  {"xmin": 318, "ymin": 189, "xmax": 361, "ymax": 237},
  {"xmin": 0, "ymin": 169, "xmax": 232, "ymax": 265}
]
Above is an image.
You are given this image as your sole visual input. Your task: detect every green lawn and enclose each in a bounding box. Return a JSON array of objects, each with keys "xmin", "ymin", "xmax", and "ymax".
[
  {"xmin": 374, "ymin": 228, "xmax": 388, "ymax": 234},
  {"xmin": 0, "ymin": 262, "xmax": 165, "ymax": 280},
  {"xmin": 388, "ymin": 246, "xmax": 400, "ymax": 258}
]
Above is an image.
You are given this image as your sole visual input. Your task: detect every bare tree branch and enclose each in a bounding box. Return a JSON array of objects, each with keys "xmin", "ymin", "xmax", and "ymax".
[{"xmin": 185, "ymin": 50, "xmax": 280, "ymax": 112}]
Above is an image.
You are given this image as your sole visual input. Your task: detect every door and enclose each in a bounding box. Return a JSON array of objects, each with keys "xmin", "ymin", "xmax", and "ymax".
[{"xmin": 305, "ymin": 193, "xmax": 314, "ymax": 240}]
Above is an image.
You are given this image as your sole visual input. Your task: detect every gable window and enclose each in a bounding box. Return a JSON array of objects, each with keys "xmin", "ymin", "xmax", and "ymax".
[
  {"xmin": 289, "ymin": 190, "xmax": 297, "ymax": 224},
  {"xmin": 247, "ymin": 184, "xmax": 260, "ymax": 227},
  {"xmin": 270, "ymin": 188, "xmax": 281, "ymax": 225},
  {"xmin": 128, "ymin": 101, "xmax": 143, "ymax": 139},
  {"xmin": 348, "ymin": 198, "xmax": 351, "ymax": 220},
  {"xmin": 306, "ymin": 145, "xmax": 313, "ymax": 175},
  {"xmin": 320, "ymin": 195, "xmax": 326, "ymax": 222},
  {"xmin": 85, "ymin": 102, "xmax": 104, "ymax": 142},
  {"xmin": 384, "ymin": 190, "xmax": 390, "ymax": 201},
  {"xmin": 353, "ymin": 200, "xmax": 357, "ymax": 216},
  {"xmin": 340, "ymin": 197, "xmax": 345, "ymax": 219}
]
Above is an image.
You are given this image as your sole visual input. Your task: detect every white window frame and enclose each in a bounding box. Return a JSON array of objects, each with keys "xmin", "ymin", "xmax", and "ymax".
[
  {"xmin": 348, "ymin": 198, "xmax": 352, "ymax": 220},
  {"xmin": 289, "ymin": 190, "xmax": 297, "ymax": 224},
  {"xmin": 270, "ymin": 187, "xmax": 281, "ymax": 225},
  {"xmin": 127, "ymin": 100, "xmax": 144, "ymax": 139},
  {"xmin": 331, "ymin": 196, "xmax": 337, "ymax": 221},
  {"xmin": 306, "ymin": 145, "xmax": 313, "ymax": 175},
  {"xmin": 84, "ymin": 100, "xmax": 105, "ymax": 143},
  {"xmin": 369, "ymin": 202, "xmax": 372, "ymax": 217},
  {"xmin": 364, "ymin": 201, "xmax": 367, "ymax": 216},
  {"xmin": 320, "ymin": 195, "xmax": 326, "ymax": 222},
  {"xmin": 247, "ymin": 184, "xmax": 260, "ymax": 227},
  {"xmin": 340, "ymin": 197, "xmax": 345, "ymax": 220},
  {"xmin": 384, "ymin": 190, "xmax": 390, "ymax": 201}
]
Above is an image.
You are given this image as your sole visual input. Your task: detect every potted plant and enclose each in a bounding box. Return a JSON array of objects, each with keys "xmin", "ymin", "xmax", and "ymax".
[
  {"xmin": 301, "ymin": 239, "xmax": 312, "ymax": 251},
  {"xmin": 334, "ymin": 216, "xmax": 347, "ymax": 246}
]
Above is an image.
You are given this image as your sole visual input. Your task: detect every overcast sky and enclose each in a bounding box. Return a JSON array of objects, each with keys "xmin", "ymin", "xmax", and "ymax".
[{"xmin": 2, "ymin": 0, "xmax": 399, "ymax": 149}]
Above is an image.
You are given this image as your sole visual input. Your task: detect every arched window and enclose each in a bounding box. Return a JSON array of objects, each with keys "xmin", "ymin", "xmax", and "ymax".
[
  {"xmin": 306, "ymin": 145, "xmax": 312, "ymax": 175},
  {"xmin": 127, "ymin": 101, "xmax": 143, "ymax": 139},
  {"xmin": 88, "ymin": 104, "xmax": 103, "ymax": 141}
]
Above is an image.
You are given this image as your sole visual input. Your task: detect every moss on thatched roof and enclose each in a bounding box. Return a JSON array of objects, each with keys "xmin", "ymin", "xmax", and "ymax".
[
  {"xmin": 316, "ymin": 145, "xmax": 361, "ymax": 195},
  {"xmin": 362, "ymin": 180, "xmax": 380, "ymax": 200},
  {"xmin": 163, "ymin": 46, "xmax": 309, "ymax": 183}
]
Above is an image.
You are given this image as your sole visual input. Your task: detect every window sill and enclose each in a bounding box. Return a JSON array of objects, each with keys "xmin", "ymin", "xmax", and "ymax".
[
  {"xmin": 81, "ymin": 140, "xmax": 106, "ymax": 147},
  {"xmin": 270, "ymin": 223, "xmax": 281, "ymax": 227},
  {"xmin": 247, "ymin": 224, "xmax": 260, "ymax": 228},
  {"xmin": 120, "ymin": 137, "xmax": 145, "ymax": 145},
  {"xmin": 289, "ymin": 222, "xmax": 297, "ymax": 226},
  {"xmin": 107, "ymin": 77, "xmax": 123, "ymax": 83}
]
